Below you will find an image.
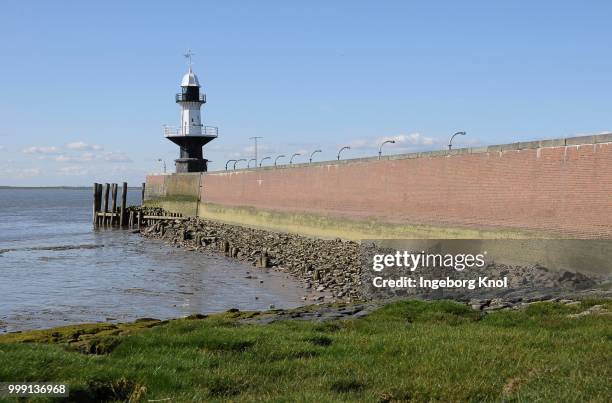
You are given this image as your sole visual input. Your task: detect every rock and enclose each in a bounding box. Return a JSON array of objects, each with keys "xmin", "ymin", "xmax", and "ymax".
[
  {"xmin": 135, "ymin": 206, "xmax": 607, "ymax": 305},
  {"xmin": 568, "ymin": 305, "xmax": 609, "ymax": 318},
  {"xmin": 483, "ymin": 303, "xmax": 512, "ymax": 312},
  {"xmin": 470, "ymin": 299, "xmax": 491, "ymax": 311},
  {"xmin": 185, "ymin": 314, "xmax": 207, "ymax": 320}
]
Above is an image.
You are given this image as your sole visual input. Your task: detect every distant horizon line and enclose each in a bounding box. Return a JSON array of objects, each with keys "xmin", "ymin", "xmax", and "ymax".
[{"xmin": 0, "ymin": 185, "xmax": 142, "ymax": 189}]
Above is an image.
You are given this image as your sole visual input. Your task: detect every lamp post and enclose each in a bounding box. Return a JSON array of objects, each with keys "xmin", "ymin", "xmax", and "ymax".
[
  {"xmin": 225, "ymin": 159, "xmax": 236, "ymax": 170},
  {"xmin": 233, "ymin": 159, "xmax": 246, "ymax": 170},
  {"xmin": 157, "ymin": 158, "xmax": 166, "ymax": 173},
  {"xmin": 274, "ymin": 155, "xmax": 286, "ymax": 167},
  {"xmin": 259, "ymin": 156, "xmax": 272, "ymax": 167},
  {"xmin": 448, "ymin": 131, "xmax": 466, "ymax": 150},
  {"xmin": 309, "ymin": 149, "xmax": 322, "ymax": 163},
  {"xmin": 337, "ymin": 146, "xmax": 350, "ymax": 161},
  {"xmin": 247, "ymin": 158, "xmax": 256, "ymax": 168},
  {"xmin": 290, "ymin": 153, "xmax": 301, "ymax": 165},
  {"xmin": 378, "ymin": 140, "xmax": 396, "ymax": 159}
]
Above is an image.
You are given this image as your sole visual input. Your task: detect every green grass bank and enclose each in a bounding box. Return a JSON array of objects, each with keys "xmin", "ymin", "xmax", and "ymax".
[{"xmin": 0, "ymin": 299, "xmax": 610, "ymax": 402}]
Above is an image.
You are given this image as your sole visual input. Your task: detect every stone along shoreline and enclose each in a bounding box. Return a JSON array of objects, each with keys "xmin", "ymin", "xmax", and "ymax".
[
  {"xmin": 132, "ymin": 207, "xmax": 611, "ymax": 310},
  {"xmin": 135, "ymin": 207, "xmax": 364, "ymax": 303}
]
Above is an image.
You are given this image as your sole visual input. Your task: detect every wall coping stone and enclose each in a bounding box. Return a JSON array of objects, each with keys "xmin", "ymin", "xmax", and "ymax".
[{"xmin": 190, "ymin": 132, "xmax": 612, "ymax": 175}]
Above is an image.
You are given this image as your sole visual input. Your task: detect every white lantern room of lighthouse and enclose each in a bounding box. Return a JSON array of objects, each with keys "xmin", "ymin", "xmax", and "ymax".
[
  {"xmin": 163, "ymin": 51, "xmax": 218, "ymax": 139},
  {"xmin": 177, "ymin": 64, "xmax": 205, "ymax": 136}
]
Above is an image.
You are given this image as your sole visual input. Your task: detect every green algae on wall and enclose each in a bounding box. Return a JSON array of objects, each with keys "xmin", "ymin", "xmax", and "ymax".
[
  {"xmin": 144, "ymin": 173, "xmax": 202, "ymax": 217},
  {"xmin": 144, "ymin": 196, "xmax": 199, "ymax": 218},
  {"xmin": 196, "ymin": 202, "xmax": 548, "ymax": 241}
]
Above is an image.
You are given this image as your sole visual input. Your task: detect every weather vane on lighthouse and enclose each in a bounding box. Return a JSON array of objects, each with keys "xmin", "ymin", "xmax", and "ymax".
[
  {"xmin": 163, "ymin": 50, "xmax": 219, "ymax": 173},
  {"xmin": 184, "ymin": 49, "xmax": 195, "ymax": 67}
]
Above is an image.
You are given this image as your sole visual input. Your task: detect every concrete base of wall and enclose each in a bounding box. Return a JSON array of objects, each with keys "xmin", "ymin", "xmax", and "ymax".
[
  {"xmin": 197, "ymin": 202, "xmax": 550, "ymax": 241},
  {"xmin": 144, "ymin": 197, "xmax": 199, "ymax": 218},
  {"xmin": 145, "ymin": 201, "xmax": 611, "ymax": 275},
  {"xmin": 376, "ymin": 239, "xmax": 612, "ymax": 276}
]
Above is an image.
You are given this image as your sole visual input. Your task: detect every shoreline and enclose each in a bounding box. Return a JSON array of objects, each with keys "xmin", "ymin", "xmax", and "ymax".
[
  {"xmin": 3, "ymin": 205, "xmax": 610, "ymax": 336},
  {"xmin": 134, "ymin": 206, "xmax": 612, "ymax": 306},
  {"xmin": 2, "ymin": 295, "xmax": 609, "ymax": 343}
]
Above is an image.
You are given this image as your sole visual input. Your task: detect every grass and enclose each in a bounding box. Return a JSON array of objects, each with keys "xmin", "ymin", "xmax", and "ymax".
[{"xmin": 0, "ymin": 299, "xmax": 610, "ymax": 402}]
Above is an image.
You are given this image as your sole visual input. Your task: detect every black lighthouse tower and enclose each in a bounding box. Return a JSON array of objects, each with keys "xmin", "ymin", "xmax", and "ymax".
[{"xmin": 164, "ymin": 51, "xmax": 218, "ymax": 173}]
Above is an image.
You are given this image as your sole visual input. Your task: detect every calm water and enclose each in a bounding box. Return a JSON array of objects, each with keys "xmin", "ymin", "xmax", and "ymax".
[{"xmin": 0, "ymin": 188, "xmax": 308, "ymax": 333}]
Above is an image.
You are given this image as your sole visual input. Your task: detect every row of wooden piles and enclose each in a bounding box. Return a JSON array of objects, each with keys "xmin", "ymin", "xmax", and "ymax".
[
  {"xmin": 93, "ymin": 182, "xmax": 187, "ymax": 229},
  {"xmin": 92, "ymin": 182, "xmax": 144, "ymax": 228}
]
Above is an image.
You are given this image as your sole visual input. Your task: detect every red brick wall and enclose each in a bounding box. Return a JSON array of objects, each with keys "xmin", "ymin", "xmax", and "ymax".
[{"xmin": 196, "ymin": 142, "xmax": 612, "ymax": 238}]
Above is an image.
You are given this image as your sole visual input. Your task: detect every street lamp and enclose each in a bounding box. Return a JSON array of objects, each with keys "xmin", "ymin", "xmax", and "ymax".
[
  {"xmin": 233, "ymin": 159, "xmax": 247, "ymax": 170},
  {"xmin": 259, "ymin": 156, "xmax": 272, "ymax": 167},
  {"xmin": 247, "ymin": 158, "xmax": 256, "ymax": 168},
  {"xmin": 290, "ymin": 153, "xmax": 301, "ymax": 165},
  {"xmin": 309, "ymin": 149, "xmax": 322, "ymax": 163},
  {"xmin": 337, "ymin": 146, "xmax": 350, "ymax": 161},
  {"xmin": 157, "ymin": 158, "xmax": 166, "ymax": 173},
  {"xmin": 225, "ymin": 159, "xmax": 236, "ymax": 170},
  {"xmin": 448, "ymin": 131, "xmax": 466, "ymax": 150},
  {"xmin": 378, "ymin": 140, "xmax": 396, "ymax": 159},
  {"xmin": 274, "ymin": 154, "xmax": 286, "ymax": 167}
]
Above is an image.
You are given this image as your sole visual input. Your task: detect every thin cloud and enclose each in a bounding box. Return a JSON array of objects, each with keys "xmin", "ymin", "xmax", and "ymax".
[
  {"xmin": 345, "ymin": 139, "xmax": 370, "ymax": 150},
  {"xmin": 111, "ymin": 165, "xmax": 148, "ymax": 175},
  {"xmin": 22, "ymin": 146, "xmax": 60, "ymax": 155},
  {"xmin": 227, "ymin": 144, "xmax": 277, "ymax": 159},
  {"xmin": 103, "ymin": 152, "xmax": 132, "ymax": 163},
  {"xmin": 377, "ymin": 132, "xmax": 436, "ymax": 147},
  {"xmin": 58, "ymin": 166, "xmax": 88, "ymax": 176},
  {"xmin": 344, "ymin": 132, "xmax": 439, "ymax": 153},
  {"xmin": 0, "ymin": 167, "xmax": 43, "ymax": 177},
  {"xmin": 81, "ymin": 152, "xmax": 95, "ymax": 161},
  {"xmin": 54, "ymin": 155, "xmax": 74, "ymax": 163},
  {"xmin": 55, "ymin": 152, "xmax": 97, "ymax": 163},
  {"xmin": 66, "ymin": 141, "xmax": 103, "ymax": 151}
]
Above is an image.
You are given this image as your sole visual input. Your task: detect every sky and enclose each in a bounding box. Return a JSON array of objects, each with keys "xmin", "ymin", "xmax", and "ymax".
[{"xmin": 0, "ymin": 0, "xmax": 611, "ymax": 186}]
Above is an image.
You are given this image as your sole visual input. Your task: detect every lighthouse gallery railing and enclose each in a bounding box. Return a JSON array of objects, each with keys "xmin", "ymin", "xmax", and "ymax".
[{"xmin": 163, "ymin": 125, "xmax": 219, "ymax": 137}]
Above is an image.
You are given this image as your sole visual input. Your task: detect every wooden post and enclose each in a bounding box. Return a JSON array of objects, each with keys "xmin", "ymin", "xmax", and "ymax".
[
  {"xmin": 141, "ymin": 182, "xmax": 146, "ymax": 206},
  {"xmin": 137, "ymin": 211, "xmax": 142, "ymax": 229},
  {"xmin": 92, "ymin": 183, "xmax": 99, "ymax": 226},
  {"xmin": 120, "ymin": 182, "xmax": 127, "ymax": 227},
  {"xmin": 129, "ymin": 211, "xmax": 134, "ymax": 228},
  {"xmin": 111, "ymin": 184, "xmax": 118, "ymax": 226},
  {"xmin": 96, "ymin": 184, "xmax": 103, "ymax": 227},
  {"xmin": 103, "ymin": 183, "xmax": 110, "ymax": 226},
  {"xmin": 96, "ymin": 184, "xmax": 102, "ymax": 211},
  {"xmin": 111, "ymin": 184, "xmax": 117, "ymax": 211}
]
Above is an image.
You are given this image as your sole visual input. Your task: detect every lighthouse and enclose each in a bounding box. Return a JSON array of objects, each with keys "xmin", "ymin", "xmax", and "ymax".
[{"xmin": 164, "ymin": 50, "xmax": 218, "ymax": 173}]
